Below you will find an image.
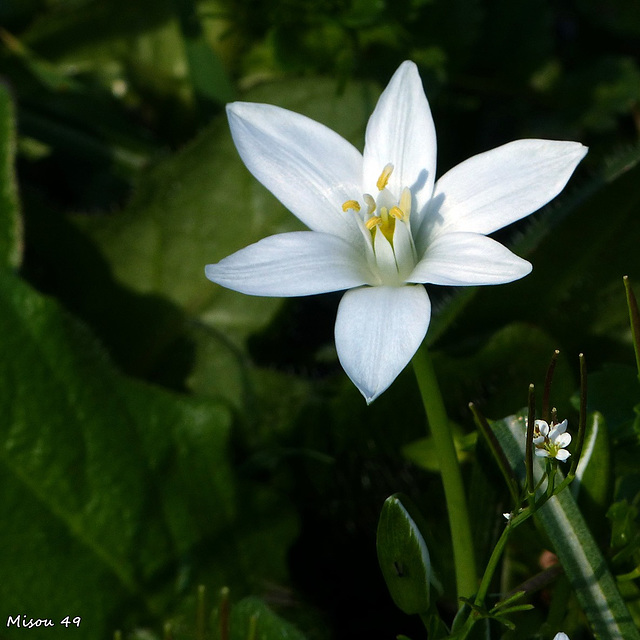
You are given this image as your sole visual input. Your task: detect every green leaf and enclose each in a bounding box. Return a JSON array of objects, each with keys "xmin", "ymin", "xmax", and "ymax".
[
  {"xmin": 0, "ymin": 82, "xmax": 22, "ymax": 269},
  {"xmin": 570, "ymin": 412, "xmax": 612, "ymax": 538},
  {"xmin": 0, "ymin": 269, "xmax": 244, "ymax": 637},
  {"xmin": 607, "ymin": 500, "xmax": 639, "ymax": 552},
  {"xmin": 377, "ymin": 493, "xmax": 435, "ymax": 615},
  {"xmin": 492, "ymin": 411, "xmax": 640, "ymax": 640}
]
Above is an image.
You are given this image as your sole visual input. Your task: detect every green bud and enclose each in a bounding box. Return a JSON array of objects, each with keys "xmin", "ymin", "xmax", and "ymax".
[{"xmin": 376, "ymin": 493, "xmax": 433, "ymax": 615}]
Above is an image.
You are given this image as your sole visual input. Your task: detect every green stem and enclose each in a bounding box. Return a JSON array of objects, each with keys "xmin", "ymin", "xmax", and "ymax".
[
  {"xmin": 474, "ymin": 523, "xmax": 511, "ymax": 607},
  {"xmin": 473, "ymin": 506, "xmax": 533, "ymax": 607},
  {"xmin": 412, "ymin": 345, "xmax": 478, "ymax": 600}
]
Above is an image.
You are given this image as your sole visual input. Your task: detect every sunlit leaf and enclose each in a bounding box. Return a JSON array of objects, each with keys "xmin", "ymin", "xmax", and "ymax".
[{"xmin": 0, "ymin": 269, "xmax": 277, "ymax": 637}]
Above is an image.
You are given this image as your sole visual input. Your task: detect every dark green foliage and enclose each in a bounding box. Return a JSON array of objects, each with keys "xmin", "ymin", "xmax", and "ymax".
[{"xmin": 2, "ymin": 0, "xmax": 640, "ymax": 637}]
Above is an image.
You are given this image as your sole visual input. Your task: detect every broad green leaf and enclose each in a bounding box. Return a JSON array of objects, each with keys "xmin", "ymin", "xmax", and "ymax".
[
  {"xmin": 377, "ymin": 493, "xmax": 435, "ymax": 615},
  {"xmin": 608, "ymin": 500, "xmax": 639, "ymax": 552},
  {"xmin": 0, "ymin": 269, "xmax": 256, "ymax": 637},
  {"xmin": 492, "ymin": 411, "xmax": 640, "ymax": 640},
  {"xmin": 571, "ymin": 411, "xmax": 612, "ymax": 539},
  {"xmin": 0, "ymin": 82, "xmax": 22, "ymax": 269}
]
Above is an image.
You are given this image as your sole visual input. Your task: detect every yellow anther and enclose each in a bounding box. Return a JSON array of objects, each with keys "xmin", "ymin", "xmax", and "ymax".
[
  {"xmin": 342, "ymin": 200, "xmax": 361, "ymax": 212},
  {"xmin": 376, "ymin": 163, "xmax": 394, "ymax": 191},
  {"xmin": 389, "ymin": 206, "xmax": 404, "ymax": 220},
  {"xmin": 363, "ymin": 194, "xmax": 376, "ymax": 214},
  {"xmin": 365, "ymin": 216, "xmax": 382, "ymax": 230},
  {"xmin": 399, "ymin": 187, "xmax": 412, "ymax": 218}
]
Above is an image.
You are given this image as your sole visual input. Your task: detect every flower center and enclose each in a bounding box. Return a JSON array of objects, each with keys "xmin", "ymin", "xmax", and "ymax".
[
  {"xmin": 342, "ymin": 164, "xmax": 417, "ymax": 284},
  {"xmin": 343, "ymin": 164, "xmax": 412, "ymax": 245}
]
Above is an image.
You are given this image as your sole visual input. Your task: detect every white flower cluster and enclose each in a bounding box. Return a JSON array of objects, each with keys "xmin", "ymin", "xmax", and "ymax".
[{"xmin": 533, "ymin": 419, "xmax": 572, "ymax": 462}]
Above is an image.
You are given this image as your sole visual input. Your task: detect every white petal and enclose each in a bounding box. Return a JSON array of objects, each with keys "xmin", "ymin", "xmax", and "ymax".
[
  {"xmin": 552, "ymin": 432, "xmax": 572, "ymax": 448},
  {"xmin": 393, "ymin": 219, "xmax": 418, "ymax": 281},
  {"xmin": 535, "ymin": 449, "xmax": 551, "ymax": 458},
  {"xmin": 552, "ymin": 418, "xmax": 569, "ymax": 435},
  {"xmin": 362, "ymin": 61, "xmax": 437, "ymax": 225},
  {"xmin": 422, "ymin": 139, "xmax": 588, "ymax": 239},
  {"xmin": 205, "ymin": 231, "xmax": 373, "ymax": 296},
  {"xmin": 335, "ymin": 285, "xmax": 431, "ymax": 403},
  {"xmin": 408, "ymin": 233, "xmax": 531, "ymax": 286},
  {"xmin": 553, "ymin": 633, "xmax": 570, "ymax": 640},
  {"xmin": 555, "ymin": 449, "xmax": 571, "ymax": 462},
  {"xmin": 535, "ymin": 419, "xmax": 550, "ymax": 436},
  {"xmin": 373, "ymin": 229, "xmax": 401, "ymax": 285},
  {"xmin": 227, "ymin": 102, "xmax": 363, "ymax": 245}
]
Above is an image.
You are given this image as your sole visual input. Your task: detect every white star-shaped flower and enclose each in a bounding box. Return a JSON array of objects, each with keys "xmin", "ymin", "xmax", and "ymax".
[
  {"xmin": 205, "ymin": 61, "xmax": 587, "ymax": 403},
  {"xmin": 533, "ymin": 418, "xmax": 572, "ymax": 462}
]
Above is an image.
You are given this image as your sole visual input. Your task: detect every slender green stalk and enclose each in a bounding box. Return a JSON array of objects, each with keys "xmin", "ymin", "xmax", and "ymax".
[
  {"xmin": 412, "ymin": 345, "xmax": 477, "ymax": 600},
  {"xmin": 473, "ymin": 505, "xmax": 535, "ymax": 610},
  {"xmin": 525, "ymin": 384, "xmax": 536, "ymax": 497},
  {"xmin": 469, "ymin": 402, "xmax": 519, "ymax": 504},
  {"xmin": 473, "ymin": 521, "xmax": 512, "ymax": 607}
]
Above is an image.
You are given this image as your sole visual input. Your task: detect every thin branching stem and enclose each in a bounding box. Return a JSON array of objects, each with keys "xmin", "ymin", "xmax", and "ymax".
[{"xmin": 469, "ymin": 402, "xmax": 520, "ymax": 504}]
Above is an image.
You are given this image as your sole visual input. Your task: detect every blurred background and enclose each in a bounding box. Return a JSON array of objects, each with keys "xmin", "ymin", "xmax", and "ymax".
[{"xmin": 1, "ymin": 0, "xmax": 640, "ymax": 638}]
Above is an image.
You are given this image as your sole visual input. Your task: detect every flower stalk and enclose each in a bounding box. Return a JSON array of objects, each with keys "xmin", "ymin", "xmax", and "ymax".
[{"xmin": 412, "ymin": 345, "xmax": 477, "ymax": 600}]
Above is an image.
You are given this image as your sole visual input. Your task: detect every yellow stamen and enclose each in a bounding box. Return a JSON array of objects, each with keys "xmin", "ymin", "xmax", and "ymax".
[
  {"xmin": 389, "ymin": 206, "xmax": 404, "ymax": 220},
  {"xmin": 365, "ymin": 216, "xmax": 382, "ymax": 230},
  {"xmin": 342, "ymin": 200, "xmax": 361, "ymax": 212},
  {"xmin": 399, "ymin": 187, "xmax": 412, "ymax": 218},
  {"xmin": 376, "ymin": 163, "xmax": 394, "ymax": 191}
]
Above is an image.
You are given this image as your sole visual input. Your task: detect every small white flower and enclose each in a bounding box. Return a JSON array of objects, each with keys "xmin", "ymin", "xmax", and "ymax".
[
  {"xmin": 205, "ymin": 61, "xmax": 587, "ymax": 403},
  {"xmin": 533, "ymin": 418, "xmax": 571, "ymax": 462},
  {"xmin": 553, "ymin": 633, "xmax": 570, "ymax": 640}
]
